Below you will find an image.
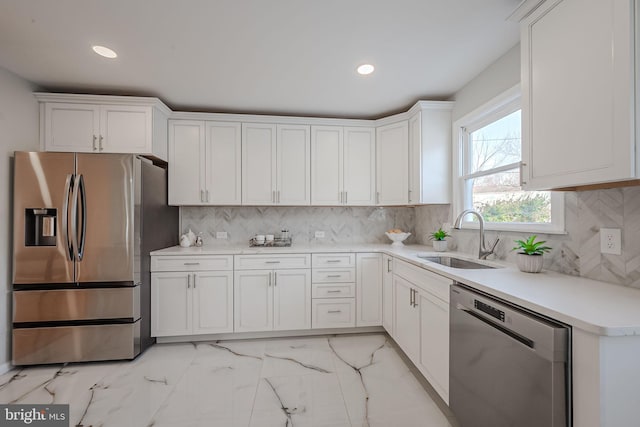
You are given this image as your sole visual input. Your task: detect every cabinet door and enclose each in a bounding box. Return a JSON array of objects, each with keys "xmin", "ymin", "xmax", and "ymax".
[
  {"xmin": 206, "ymin": 122, "xmax": 241, "ymax": 205},
  {"xmin": 393, "ymin": 276, "xmax": 420, "ymax": 362},
  {"xmin": 168, "ymin": 120, "xmax": 206, "ymax": 205},
  {"xmin": 277, "ymin": 125, "xmax": 311, "ymax": 205},
  {"xmin": 273, "ymin": 269, "xmax": 311, "ymax": 331},
  {"xmin": 521, "ymin": 0, "xmax": 634, "ymax": 189},
  {"xmin": 192, "ymin": 271, "xmax": 234, "ymax": 334},
  {"xmin": 151, "ymin": 272, "xmax": 191, "ymax": 337},
  {"xmin": 419, "ymin": 290, "xmax": 449, "ymax": 403},
  {"xmin": 376, "ymin": 121, "xmax": 409, "ymax": 205},
  {"xmin": 382, "ymin": 255, "xmax": 394, "ymax": 334},
  {"xmin": 408, "ymin": 112, "xmax": 421, "ymax": 205},
  {"xmin": 311, "ymin": 126, "xmax": 343, "ymax": 205},
  {"xmin": 356, "ymin": 253, "xmax": 382, "ymax": 327},
  {"xmin": 242, "ymin": 123, "xmax": 277, "ymax": 205},
  {"xmin": 44, "ymin": 103, "xmax": 99, "ymax": 152},
  {"xmin": 234, "ymin": 270, "xmax": 272, "ymax": 332},
  {"xmin": 343, "ymin": 127, "xmax": 376, "ymax": 205},
  {"xmin": 100, "ymin": 105, "xmax": 151, "ymax": 154}
]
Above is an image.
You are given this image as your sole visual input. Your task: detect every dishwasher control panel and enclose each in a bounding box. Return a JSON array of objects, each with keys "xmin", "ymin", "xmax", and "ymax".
[{"xmin": 474, "ymin": 299, "xmax": 505, "ymax": 322}]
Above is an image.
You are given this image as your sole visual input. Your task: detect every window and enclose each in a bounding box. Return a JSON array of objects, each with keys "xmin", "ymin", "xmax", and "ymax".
[{"xmin": 454, "ymin": 85, "xmax": 564, "ymax": 233}]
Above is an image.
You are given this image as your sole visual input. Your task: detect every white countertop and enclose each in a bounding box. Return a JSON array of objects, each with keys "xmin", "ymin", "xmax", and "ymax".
[{"xmin": 151, "ymin": 243, "xmax": 640, "ymax": 337}]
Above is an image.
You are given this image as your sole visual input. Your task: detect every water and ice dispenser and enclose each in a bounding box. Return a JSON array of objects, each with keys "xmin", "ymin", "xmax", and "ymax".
[{"xmin": 25, "ymin": 208, "xmax": 57, "ymax": 246}]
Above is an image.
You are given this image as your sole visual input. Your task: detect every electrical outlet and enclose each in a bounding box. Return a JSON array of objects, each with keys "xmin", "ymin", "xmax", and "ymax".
[
  {"xmin": 315, "ymin": 230, "xmax": 325, "ymax": 239},
  {"xmin": 216, "ymin": 231, "xmax": 228, "ymax": 240},
  {"xmin": 600, "ymin": 228, "xmax": 621, "ymax": 255}
]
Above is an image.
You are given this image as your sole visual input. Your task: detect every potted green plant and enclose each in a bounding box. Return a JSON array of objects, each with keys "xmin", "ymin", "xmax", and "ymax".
[
  {"xmin": 429, "ymin": 228, "xmax": 451, "ymax": 252},
  {"xmin": 512, "ymin": 235, "xmax": 552, "ymax": 273}
]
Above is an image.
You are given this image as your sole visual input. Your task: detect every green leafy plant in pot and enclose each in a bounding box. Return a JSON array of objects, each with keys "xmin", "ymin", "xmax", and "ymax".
[
  {"xmin": 512, "ymin": 235, "xmax": 551, "ymax": 273},
  {"xmin": 429, "ymin": 228, "xmax": 451, "ymax": 252}
]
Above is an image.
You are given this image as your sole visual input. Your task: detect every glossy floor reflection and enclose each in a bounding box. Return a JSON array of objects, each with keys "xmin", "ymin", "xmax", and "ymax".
[{"xmin": 0, "ymin": 334, "xmax": 454, "ymax": 427}]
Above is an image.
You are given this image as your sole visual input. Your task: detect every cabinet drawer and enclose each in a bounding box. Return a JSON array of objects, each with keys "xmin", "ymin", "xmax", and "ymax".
[
  {"xmin": 394, "ymin": 259, "xmax": 451, "ymax": 302},
  {"xmin": 312, "ymin": 253, "xmax": 355, "ymax": 267},
  {"xmin": 312, "ymin": 298, "xmax": 356, "ymax": 329},
  {"xmin": 151, "ymin": 255, "xmax": 233, "ymax": 272},
  {"xmin": 312, "ymin": 268, "xmax": 356, "ymax": 283},
  {"xmin": 312, "ymin": 283, "xmax": 355, "ymax": 298},
  {"xmin": 235, "ymin": 254, "xmax": 311, "ymax": 270}
]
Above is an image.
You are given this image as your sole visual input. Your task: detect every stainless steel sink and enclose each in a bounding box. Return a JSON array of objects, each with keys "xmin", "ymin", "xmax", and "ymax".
[{"xmin": 418, "ymin": 255, "xmax": 496, "ymax": 269}]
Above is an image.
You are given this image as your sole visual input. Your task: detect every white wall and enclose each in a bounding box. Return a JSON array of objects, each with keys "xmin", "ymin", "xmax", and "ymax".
[
  {"xmin": 0, "ymin": 67, "xmax": 39, "ymax": 371},
  {"xmin": 450, "ymin": 43, "xmax": 520, "ymax": 122}
]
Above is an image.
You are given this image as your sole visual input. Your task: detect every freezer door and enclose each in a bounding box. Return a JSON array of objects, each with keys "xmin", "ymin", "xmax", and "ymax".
[
  {"xmin": 76, "ymin": 153, "xmax": 135, "ymax": 283},
  {"xmin": 13, "ymin": 152, "xmax": 75, "ymax": 284}
]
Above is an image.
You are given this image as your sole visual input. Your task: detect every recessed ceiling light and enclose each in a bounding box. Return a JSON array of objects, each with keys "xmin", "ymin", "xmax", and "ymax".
[
  {"xmin": 92, "ymin": 45, "xmax": 118, "ymax": 59},
  {"xmin": 357, "ymin": 64, "xmax": 375, "ymax": 75}
]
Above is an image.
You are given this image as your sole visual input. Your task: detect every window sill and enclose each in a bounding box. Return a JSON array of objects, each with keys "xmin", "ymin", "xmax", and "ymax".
[{"xmin": 455, "ymin": 222, "xmax": 567, "ymax": 235}]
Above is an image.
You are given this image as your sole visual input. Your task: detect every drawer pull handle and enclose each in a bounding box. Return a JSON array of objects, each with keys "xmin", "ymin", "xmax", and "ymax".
[
  {"xmin": 184, "ymin": 262, "xmax": 200, "ymax": 266},
  {"xmin": 265, "ymin": 261, "xmax": 281, "ymax": 264},
  {"xmin": 326, "ymin": 260, "xmax": 341, "ymax": 263},
  {"xmin": 328, "ymin": 310, "xmax": 342, "ymax": 314},
  {"xmin": 327, "ymin": 290, "xmax": 342, "ymax": 293},
  {"xmin": 327, "ymin": 275, "xmax": 341, "ymax": 278}
]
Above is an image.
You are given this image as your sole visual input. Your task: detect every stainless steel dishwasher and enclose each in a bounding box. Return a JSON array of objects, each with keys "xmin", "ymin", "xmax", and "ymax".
[{"xmin": 450, "ymin": 283, "xmax": 571, "ymax": 427}]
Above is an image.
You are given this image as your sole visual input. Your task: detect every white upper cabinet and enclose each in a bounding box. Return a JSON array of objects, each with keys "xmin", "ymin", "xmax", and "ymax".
[
  {"xmin": 277, "ymin": 125, "xmax": 311, "ymax": 205},
  {"xmin": 168, "ymin": 121, "xmax": 205, "ymax": 205},
  {"xmin": 376, "ymin": 121, "xmax": 409, "ymax": 205},
  {"xmin": 519, "ymin": 0, "xmax": 636, "ymax": 189},
  {"xmin": 408, "ymin": 104, "xmax": 453, "ymax": 204},
  {"xmin": 344, "ymin": 127, "xmax": 376, "ymax": 205},
  {"xmin": 243, "ymin": 123, "xmax": 310, "ymax": 205},
  {"xmin": 168, "ymin": 120, "xmax": 241, "ymax": 205},
  {"xmin": 37, "ymin": 94, "xmax": 169, "ymax": 161},
  {"xmin": 311, "ymin": 125, "xmax": 375, "ymax": 205},
  {"xmin": 206, "ymin": 122, "xmax": 242, "ymax": 204},
  {"xmin": 311, "ymin": 126, "xmax": 343, "ymax": 205}
]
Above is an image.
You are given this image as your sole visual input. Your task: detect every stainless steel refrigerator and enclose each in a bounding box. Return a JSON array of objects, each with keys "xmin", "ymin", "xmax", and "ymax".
[{"xmin": 12, "ymin": 151, "xmax": 178, "ymax": 365}]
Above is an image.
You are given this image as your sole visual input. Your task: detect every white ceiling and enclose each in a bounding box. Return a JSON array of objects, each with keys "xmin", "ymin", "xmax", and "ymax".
[{"xmin": 0, "ymin": 0, "xmax": 521, "ymax": 119}]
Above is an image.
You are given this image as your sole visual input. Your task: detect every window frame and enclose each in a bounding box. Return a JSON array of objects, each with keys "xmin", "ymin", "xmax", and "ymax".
[{"xmin": 452, "ymin": 85, "xmax": 565, "ymax": 234}]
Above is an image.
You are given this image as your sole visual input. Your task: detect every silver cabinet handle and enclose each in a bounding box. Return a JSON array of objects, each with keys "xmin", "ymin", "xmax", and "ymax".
[
  {"xmin": 184, "ymin": 262, "xmax": 200, "ymax": 266},
  {"xmin": 327, "ymin": 290, "xmax": 342, "ymax": 293},
  {"xmin": 376, "ymin": 191, "xmax": 380, "ymax": 204},
  {"xmin": 265, "ymin": 261, "xmax": 280, "ymax": 264},
  {"xmin": 200, "ymin": 190, "xmax": 205, "ymax": 203},
  {"xmin": 268, "ymin": 272, "xmax": 272, "ymax": 287},
  {"xmin": 206, "ymin": 190, "xmax": 209, "ymax": 203},
  {"xmin": 328, "ymin": 310, "xmax": 342, "ymax": 314},
  {"xmin": 99, "ymin": 135, "xmax": 104, "ymax": 151},
  {"xmin": 410, "ymin": 288, "xmax": 414, "ymax": 307},
  {"xmin": 187, "ymin": 274, "xmax": 191, "ymax": 289},
  {"xmin": 92, "ymin": 135, "xmax": 97, "ymax": 151},
  {"xmin": 274, "ymin": 271, "xmax": 277, "ymax": 286},
  {"xmin": 345, "ymin": 191, "xmax": 348, "ymax": 204},
  {"xmin": 193, "ymin": 274, "xmax": 196, "ymax": 288},
  {"xmin": 387, "ymin": 258, "xmax": 392, "ymax": 273},
  {"xmin": 327, "ymin": 275, "xmax": 341, "ymax": 278},
  {"xmin": 408, "ymin": 189, "xmax": 412, "ymax": 203},
  {"xmin": 277, "ymin": 190, "xmax": 280, "ymax": 204},
  {"xmin": 326, "ymin": 260, "xmax": 341, "ymax": 263}
]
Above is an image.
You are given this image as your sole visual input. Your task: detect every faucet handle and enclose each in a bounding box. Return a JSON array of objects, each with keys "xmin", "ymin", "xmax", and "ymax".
[{"xmin": 489, "ymin": 237, "xmax": 500, "ymax": 252}]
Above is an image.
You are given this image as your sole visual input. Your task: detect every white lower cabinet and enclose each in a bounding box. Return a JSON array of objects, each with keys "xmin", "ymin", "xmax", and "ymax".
[
  {"xmin": 382, "ymin": 254, "xmax": 394, "ymax": 334},
  {"xmin": 312, "ymin": 298, "xmax": 356, "ymax": 328},
  {"xmin": 234, "ymin": 268, "xmax": 311, "ymax": 332},
  {"xmin": 151, "ymin": 270, "xmax": 233, "ymax": 337},
  {"xmin": 311, "ymin": 253, "xmax": 357, "ymax": 328},
  {"xmin": 392, "ymin": 259, "xmax": 451, "ymax": 403},
  {"xmin": 356, "ymin": 253, "xmax": 383, "ymax": 327},
  {"xmin": 393, "ymin": 275, "xmax": 421, "ymax": 361}
]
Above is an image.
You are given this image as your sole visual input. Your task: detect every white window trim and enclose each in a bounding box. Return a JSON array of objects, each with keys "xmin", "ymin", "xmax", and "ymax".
[{"xmin": 452, "ymin": 84, "xmax": 566, "ymax": 234}]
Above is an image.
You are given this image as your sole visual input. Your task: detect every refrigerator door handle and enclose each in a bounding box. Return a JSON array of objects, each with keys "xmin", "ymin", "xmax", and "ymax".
[
  {"xmin": 62, "ymin": 174, "xmax": 75, "ymax": 261},
  {"xmin": 70, "ymin": 174, "xmax": 79, "ymax": 262},
  {"xmin": 77, "ymin": 174, "xmax": 87, "ymax": 261}
]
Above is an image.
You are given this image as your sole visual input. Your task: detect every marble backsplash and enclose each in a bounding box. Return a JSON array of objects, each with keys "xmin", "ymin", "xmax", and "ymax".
[
  {"xmin": 416, "ymin": 186, "xmax": 640, "ymax": 289},
  {"xmin": 181, "ymin": 206, "xmax": 416, "ymax": 246}
]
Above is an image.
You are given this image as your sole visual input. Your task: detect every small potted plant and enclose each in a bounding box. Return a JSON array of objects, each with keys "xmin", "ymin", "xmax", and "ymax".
[
  {"xmin": 512, "ymin": 235, "xmax": 551, "ymax": 273},
  {"xmin": 429, "ymin": 228, "xmax": 451, "ymax": 252}
]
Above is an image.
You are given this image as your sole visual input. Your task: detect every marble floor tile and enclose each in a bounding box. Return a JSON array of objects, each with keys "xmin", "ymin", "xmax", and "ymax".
[{"xmin": 0, "ymin": 334, "xmax": 453, "ymax": 427}]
